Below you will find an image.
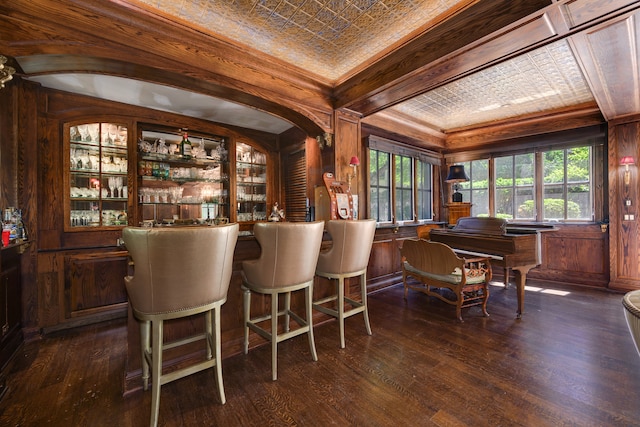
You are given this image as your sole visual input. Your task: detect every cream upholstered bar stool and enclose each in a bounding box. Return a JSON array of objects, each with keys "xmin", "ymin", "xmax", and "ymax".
[
  {"xmin": 241, "ymin": 221, "xmax": 324, "ymax": 380},
  {"xmin": 123, "ymin": 223, "xmax": 238, "ymax": 427},
  {"xmin": 623, "ymin": 290, "xmax": 640, "ymax": 358},
  {"xmin": 314, "ymin": 219, "xmax": 376, "ymax": 348}
]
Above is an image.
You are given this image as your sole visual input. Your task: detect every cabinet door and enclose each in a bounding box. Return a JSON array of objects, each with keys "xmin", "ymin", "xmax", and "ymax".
[
  {"xmin": 137, "ymin": 129, "xmax": 230, "ymax": 224},
  {"xmin": 64, "ymin": 251, "xmax": 128, "ymax": 319},
  {"xmin": 67, "ymin": 122, "xmax": 129, "ymax": 229},
  {"xmin": 236, "ymin": 142, "xmax": 268, "ymax": 225},
  {"xmin": 0, "ymin": 263, "xmax": 20, "ymax": 341}
]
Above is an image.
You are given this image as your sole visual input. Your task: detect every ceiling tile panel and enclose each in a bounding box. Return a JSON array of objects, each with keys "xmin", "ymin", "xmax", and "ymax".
[
  {"xmin": 137, "ymin": 0, "xmax": 462, "ymax": 80},
  {"xmin": 391, "ymin": 40, "xmax": 595, "ymax": 131}
]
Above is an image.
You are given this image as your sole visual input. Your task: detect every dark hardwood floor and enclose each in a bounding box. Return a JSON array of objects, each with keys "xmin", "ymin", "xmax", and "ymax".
[{"xmin": 1, "ymin": 278, "xmax": 640, "ymax": 426}]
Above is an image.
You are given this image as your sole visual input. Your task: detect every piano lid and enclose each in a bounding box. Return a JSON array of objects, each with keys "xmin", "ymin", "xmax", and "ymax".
[{"xmin": 450, "ymin": 216, "xmax": 507, "ymax": 235}]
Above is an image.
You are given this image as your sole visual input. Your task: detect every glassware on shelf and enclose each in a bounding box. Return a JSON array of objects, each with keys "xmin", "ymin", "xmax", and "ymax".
[
  {"xmin": 137, "ymin": 128, "xmax": 230, "ymax": 225},
  {"xmin": 68, "ymin": 122, "xmax": 128, "ymax": 229},
  {"xmin": 236, "ymin": 142, "xmax": 267, "ymax": 223},
  {"xmin": 116, "ymin": 177, "xmax": 124, "ymax": 199}
]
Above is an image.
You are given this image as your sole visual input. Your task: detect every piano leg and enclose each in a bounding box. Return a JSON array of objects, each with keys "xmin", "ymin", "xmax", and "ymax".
[
  {"xmin": 504, "ymin": 267, "xmax": 510, "ymax": 288},
  {"xmin": 512, "ymin": 265, "xmax": 534, "ymax": 319}
]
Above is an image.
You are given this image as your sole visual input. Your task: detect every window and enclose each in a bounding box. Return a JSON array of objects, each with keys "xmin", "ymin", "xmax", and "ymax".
[
  {"xmin": 491, "ymin": 147, "xmax": 593, "ymax": 221},
  {"xmin": 369, "ymin": 150, "xmax": 391, "ymax": 222},
  {"xmin": 395, "ymin": 155, "xmax": 413, "ymax": 221},
  {"xmin": 542, "ymin": 146, "xmax": 592, "ymax": 221},
  {"xmin": 369, "ymin": 148, "xmax": 433, "ymax": 223},
  {"xmin": 458, "ymin": 160, "xmax": 489, "ymax": 217},
  {"xmin": 451, "ymin": 137, "xmax": 598, "ymax": 222},
  {"xmin": 495, "ymin": 153, "xmax": 535, "ymax": 220},
  {"xmin": 416, "ymin": 160, "xmax": 433, "ymax": 220}
]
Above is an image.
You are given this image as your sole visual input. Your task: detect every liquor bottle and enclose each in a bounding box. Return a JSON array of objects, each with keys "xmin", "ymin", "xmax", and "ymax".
[{"xmin": 180, "ymin": 128, "xmax": 192, "ymax": 159}]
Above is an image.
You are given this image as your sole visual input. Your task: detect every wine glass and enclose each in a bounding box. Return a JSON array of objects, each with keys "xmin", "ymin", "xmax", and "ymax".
[
  {"xmin": 108, "ymin": 177, "xmax": 115, "ymax": 198},
  {"xmin": 116, "ymin": 177, "xmax": 123, "ymax": 199}
]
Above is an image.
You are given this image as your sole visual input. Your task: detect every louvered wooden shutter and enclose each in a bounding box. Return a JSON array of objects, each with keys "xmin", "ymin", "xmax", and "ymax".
[{"xmin": 285, "ymin": 149, "xmax": 307, "ymax": 222}]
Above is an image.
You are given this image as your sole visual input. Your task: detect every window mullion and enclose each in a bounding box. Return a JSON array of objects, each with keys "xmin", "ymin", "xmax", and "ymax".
[{"xmin": 535, "ymin": 152, "xmax": 543, "ymax": 221}]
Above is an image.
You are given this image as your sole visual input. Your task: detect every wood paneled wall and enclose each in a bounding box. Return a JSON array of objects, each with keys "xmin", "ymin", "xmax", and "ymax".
[
  {"xmin": 608, "ymin": 118, "xmax": 640, "ymax": 290},
  {"xmin": 2, "ymin": 74, "xmax": 638, "ymax": 375},
  {"xmin": 528, "ymin": 224, "xmax": 609, "ymax": 287}
]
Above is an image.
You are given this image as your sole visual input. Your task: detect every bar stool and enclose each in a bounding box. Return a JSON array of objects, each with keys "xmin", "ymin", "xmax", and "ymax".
[
  {"xmin": 123, "ymin": 224, "xmax": 238, "ymax": 427},
  {"xmin": 314, "ymin": 219, "xmax": 376, "ymax": 348},
  {"xmin": 623, "ymin": 290, "xmax": 640, "ymax": 358},
  {"xmin": 241, "ymin": 221, "xmax": 324, "ymax": 380}
]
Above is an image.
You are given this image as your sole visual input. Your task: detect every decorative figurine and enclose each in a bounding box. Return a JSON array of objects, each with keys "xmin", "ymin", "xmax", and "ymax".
[{"xmin": 269, "ymin": 202, "xmax": 285, "ymax": 222}]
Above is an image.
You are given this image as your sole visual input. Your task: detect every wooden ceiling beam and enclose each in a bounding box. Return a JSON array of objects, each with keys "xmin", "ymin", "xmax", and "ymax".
[
  {"xmin": 0, "ymin": 0, "xmax": 333, "ymax": 134},
  {"xmin": 334, "ymin": 0, "xmax": 552, "ymax": 113},
  {"xmin": 336, "ymin": 0, "xmax": 640, "ymax": 119}
]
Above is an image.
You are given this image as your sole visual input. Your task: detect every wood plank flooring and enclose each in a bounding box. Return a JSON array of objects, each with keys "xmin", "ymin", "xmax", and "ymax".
[{"xmin": 1, "ymin": 278, "xmax": 640, "ymax": 426}]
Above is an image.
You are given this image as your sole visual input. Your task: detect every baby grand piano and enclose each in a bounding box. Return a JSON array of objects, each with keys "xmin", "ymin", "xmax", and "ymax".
[{"xmin": 429, "ymin": 217, "xmax": 555, "ymax": 318}]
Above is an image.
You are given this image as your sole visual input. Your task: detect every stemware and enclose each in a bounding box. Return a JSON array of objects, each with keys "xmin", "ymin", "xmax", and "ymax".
[
  {"xmin": 108, "ymin": 177, "xmax": 116, "ymax": 198},
  {"xmin": 116, "ymin": 177, "xmax": 123, "ymax": 199}
]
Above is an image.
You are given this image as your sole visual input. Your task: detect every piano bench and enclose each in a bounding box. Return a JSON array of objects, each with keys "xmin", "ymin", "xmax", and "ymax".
[{"xmin": 400, "ymin": 239, "xmax": 492, "ymax": 322}]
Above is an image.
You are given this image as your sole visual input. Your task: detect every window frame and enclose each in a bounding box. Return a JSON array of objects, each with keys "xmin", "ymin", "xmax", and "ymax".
[
  {"xmin": 367, "ymin": 136, "xmax": 440, "ymax": 225},
  {"xmin": 540, "ymin": 146, "xmax": 594, "ymax": 221},
  {"xmin": 394, "ymin": 154, "xmax": 414, "ymax": 222},
  {"xmin": 494, "ymin": 153, "xmax": 536, "ymax": 221},
  {"xmin": 445, "ymin": 126, "xmax": 605, "ymax": 223},
  {"xmin": 369, "ymin": 149, "xmax": 392, "ymax": 223},
  {"xmin": 457, "ymin": 159, "xmax": 489, "ymax": 217}
]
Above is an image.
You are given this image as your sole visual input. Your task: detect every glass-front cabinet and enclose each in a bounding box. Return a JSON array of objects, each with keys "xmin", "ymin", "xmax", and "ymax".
[
  {"xmin": 67, "ymin": 122, "xmax": 129, "ymax": 228},
  {"xmin": 236, "ymin": 142, "xmax": 267, "ymax": 225},
  {"xmin": 66, "ymin": 121, "xmax": 270, "ymax": 231},
  {"xmin": 137, "ymin": 127, "xmax": 229, "ymax": 224}
]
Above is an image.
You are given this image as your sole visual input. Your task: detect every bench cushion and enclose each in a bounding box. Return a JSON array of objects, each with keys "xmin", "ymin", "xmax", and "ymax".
[{"xmin": 403, "ymin": 262, "xmax": 487, "ymax": 285}]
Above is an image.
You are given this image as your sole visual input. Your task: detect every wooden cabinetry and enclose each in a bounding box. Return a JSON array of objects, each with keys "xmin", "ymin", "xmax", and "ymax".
[
  {"xmin": 64, "ymin": 250, "xmax": 129, "ymax": 320},
  {"xmin": 137, "ymin": 128, "xmax": 230, "ymax": 224},
  {"xmin": 446, "ymin": 202, "xmax": 471, "ymax": 226},
  {"xmin": 34, "ymin": 88, "xmax": 279, "ymax": 335},
  {"xmin": 0, "ymin": 243, "xmax": 26, "ymax": 400},
  {"xmin": 66, "ymin": 122, "xmax": 129, "ymax": 229},
  {"xmin": 236, "ymin": 141, "xmax": 268, "ymax": 234}
]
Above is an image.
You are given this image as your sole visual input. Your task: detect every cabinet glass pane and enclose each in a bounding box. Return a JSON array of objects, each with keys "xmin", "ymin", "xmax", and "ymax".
[
  {"xmin": 138, "ymin": 129, "xmax": 229, "ymax": 225},
  {"xmin": 236, "ymin": 142, "xmax": 267, "ymax": 222},
  {"xmin": 69, "ymin": 123, "xmax": 128, "ymax": 228}
]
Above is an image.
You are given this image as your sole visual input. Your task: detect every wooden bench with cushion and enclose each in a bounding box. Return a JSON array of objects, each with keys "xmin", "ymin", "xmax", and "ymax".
[{"xmin": 400, "ymin": 239, "xmax": 492, "ymax": 321}]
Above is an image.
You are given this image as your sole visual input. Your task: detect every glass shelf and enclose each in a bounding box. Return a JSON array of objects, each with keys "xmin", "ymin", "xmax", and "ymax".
[
  {"xmin": 236, "ymin": 142, "xmax": 267, "ymax": 224},
  {"xmin": 138, "ymin": 128, "xmax": 230, "ymax": 224},
  {"xmin": 68, "ymin": 122, "xmax": 129, "ymax": 229}
]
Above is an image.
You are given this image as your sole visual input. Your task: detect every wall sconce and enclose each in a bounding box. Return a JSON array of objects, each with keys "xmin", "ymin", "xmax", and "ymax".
[
  {"xmin": 0, "ymin": 55, "xmax": 15, "ymax": 89},
  {"xmin": 346, "ymin": 156, "xmax": 359, "ymax": 190},
  {"xmin": 445, "ymin": 164, "xmax": 469, "ymax": 202},
  {"xmin": 316, "ymin": 132, "xmax": 333, "ymax": 150},
  {"xmin": 621, "ymin": 156, "xmax": 635, "ymax": 186}
]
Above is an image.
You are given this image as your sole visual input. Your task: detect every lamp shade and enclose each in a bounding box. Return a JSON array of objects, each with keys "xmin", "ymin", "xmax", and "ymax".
[
  {"xmin": 349, "ymin": 156, "xmax": 360, "ymax": 167},
  {"xmin": 445, "ymin": 164, "xmax": 469, "ymax": 183},
  {"xmin": 621, "ymin": 156, "xmax": 635, "ymax": 166}
]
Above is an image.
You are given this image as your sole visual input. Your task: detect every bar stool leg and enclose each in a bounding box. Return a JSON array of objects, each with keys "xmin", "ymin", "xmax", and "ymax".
[
  {"xmin": 361, "ymin": 272, "xmax": 372, "ymax": 336},
  {"xmin": 150, "ymin": 320, "xmax": 163, "ymax": 427},
  {"xmin": 271, "ymin": 294, "xmax": 279, "ymax": 381},
  {"xmin": 337, "ymin": 277, "xmax": 346, "ymax": 349},
  {"xmin": 140, "ymin": 321, "xmax": 151, "ymax": 391},
  {"xmin": 306, "ymin": 285, "xmax": 318, "ymax": 361},
  {"xmin": 242, "ymin": 286, "xmax": 250, "ymax": 354},
  {"xmin": 213, "ymin": 306, "xmax": 226, "ymax": 404}
]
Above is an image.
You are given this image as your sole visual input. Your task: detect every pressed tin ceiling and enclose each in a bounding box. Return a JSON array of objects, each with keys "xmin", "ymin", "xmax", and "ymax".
[
  {"xmin": 391, "ymin": 40, "xmax": 595, "ymax": 131},
  {"xmin": 125, "ymin": 0, "xmax": 596, "ymax": 131},
  {"xmin": 133, "ymin": 0, "xmax": 462, "ymax": 81}
]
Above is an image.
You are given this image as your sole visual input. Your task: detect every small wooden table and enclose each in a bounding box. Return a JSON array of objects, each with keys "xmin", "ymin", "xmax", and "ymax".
[{"xmin": 446, "ymin": 202, "xmax": 471, "ymax": 226}]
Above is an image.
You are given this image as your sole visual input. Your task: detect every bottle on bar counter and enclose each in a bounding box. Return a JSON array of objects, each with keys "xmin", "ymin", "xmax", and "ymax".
[
  {"xmin": 180, "ymin": 128, "xmax": 192, "ymax": 160},
  {"xmin": 1, "ymin": 207, "xmax": 27, "ymax": 246}
]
